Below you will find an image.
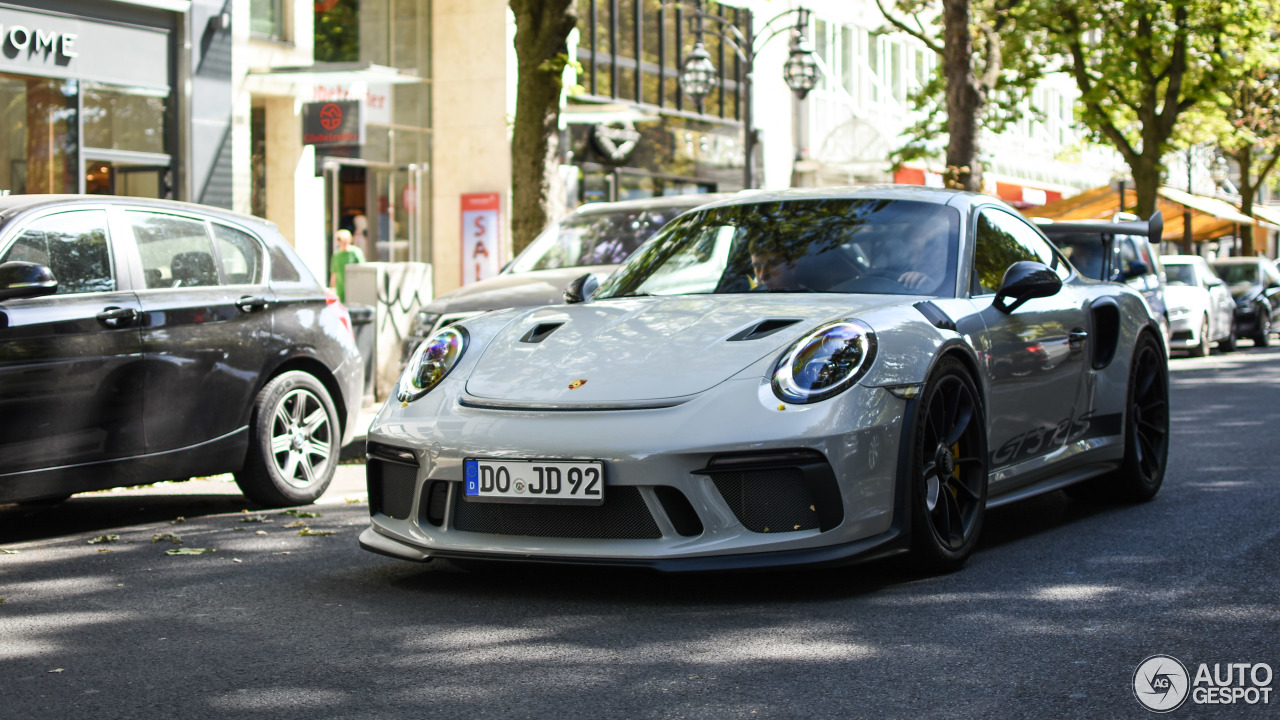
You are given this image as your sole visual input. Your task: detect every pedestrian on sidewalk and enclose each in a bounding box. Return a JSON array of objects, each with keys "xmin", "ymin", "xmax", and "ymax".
[{"xmin": 330, "ymin": 228, "xmax": 365, "ymax": 302}]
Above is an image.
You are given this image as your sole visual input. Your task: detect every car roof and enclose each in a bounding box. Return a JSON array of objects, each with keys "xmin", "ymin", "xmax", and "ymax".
[
  {"xmin": 686, "ymin": 184, "xmax": 982, "ymax": 212},
  {"xmin": 0, "ymin": 194, "xmax": 279, "ymax": 234},
  {"xmin": 1210, "ymin": 257, "xmax": 1270, "ymax": 265},
  {"xmin": 572, "ymin": 192, "xmax": 738, "ymax": 216}
]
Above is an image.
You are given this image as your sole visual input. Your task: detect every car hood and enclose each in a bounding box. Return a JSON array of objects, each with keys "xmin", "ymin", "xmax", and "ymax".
[
  {"xmin": 428, "ymin": 266, "xmax": 618, "ymax": 315},
  {"xmin": 1227, "ymin": 282, "xmax": 1261, "ymax": 301},
  {"xmin": 463, "ymin": 294, "xmax": 905, "ymax": 404},
  {"xmin": 1163, "ymin": 285, "xmax": 1208, "ymax": 310}
]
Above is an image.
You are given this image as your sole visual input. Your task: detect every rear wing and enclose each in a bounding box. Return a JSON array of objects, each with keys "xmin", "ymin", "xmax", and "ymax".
[{"xmin": 1036, "ymin": 211, "xmax": 1164, "ymax": 243}]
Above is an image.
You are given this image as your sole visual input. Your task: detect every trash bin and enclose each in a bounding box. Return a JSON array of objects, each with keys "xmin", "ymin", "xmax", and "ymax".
[{"xmin": 346, "ymin": 303, "xmax": 376, "ymax": 405}]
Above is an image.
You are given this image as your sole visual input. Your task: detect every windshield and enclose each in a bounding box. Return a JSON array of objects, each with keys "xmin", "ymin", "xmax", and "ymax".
[
  {"xmin": 596, "ymin": 199, "xmax": 961, "ymax": 299},
  {"xmin": 1164, "ymin": 263, "xmax": 1196, "ymax": 286},
  {"xmin": 1212, "ymin": 263, "xmax": 1260, "ymax": 287},
  {"xmin": 508, "ymin": 206, "xmax": 691, "ymax": 273}
]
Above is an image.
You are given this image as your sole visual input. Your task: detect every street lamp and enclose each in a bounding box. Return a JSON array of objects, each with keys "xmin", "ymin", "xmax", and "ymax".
[{"xmin": 674, "ymin": 2, "xmax": 817, "ymax": 189}]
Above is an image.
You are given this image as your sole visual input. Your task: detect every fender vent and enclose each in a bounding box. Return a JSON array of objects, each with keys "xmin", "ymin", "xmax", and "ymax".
[
  {"xmin": 1090, "ymin": 300, "xmax": 1121, "ymax": 369},
  {"xmin": 728, "ymin": 318, "xmax": 801, "ymax": 341},
  {"xmin": 520, "ymin": 322, "xmax": 564, "ymax": 344}
]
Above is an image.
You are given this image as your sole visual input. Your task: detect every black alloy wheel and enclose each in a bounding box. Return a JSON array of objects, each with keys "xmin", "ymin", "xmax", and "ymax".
[
  {"xmin": 1220, "ymin": 323, "xmax": 1237, "ymax": 353},
  {"xmin": 909, "ymin": 357, "xmax": 988, "ymax": 572}
]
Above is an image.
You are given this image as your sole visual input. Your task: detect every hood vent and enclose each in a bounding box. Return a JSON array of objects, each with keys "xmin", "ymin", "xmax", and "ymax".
[
  {"xmin": 727, "ymin": 318, "xmax": 802, "ymax": 342},
  {"xmin": 519, "ymin": 322, "xmax": 565, "ymax": 344}
]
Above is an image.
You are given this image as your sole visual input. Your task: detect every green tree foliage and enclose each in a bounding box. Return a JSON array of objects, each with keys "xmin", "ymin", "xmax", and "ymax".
[
  {"xmin": 510, "ymin": 0, "xmax": 578, "ymax": 255},
  {"xmin": 1218, "ymin": 54, "xmax": 1280, "ymax": 253},
  {"xmin": 1035, "ymin": 0, "xmax": 1275, "ymax": 220},
  {"xmin": 876, "ymin": 0, "xmax": 1047, "ymax": 191}
]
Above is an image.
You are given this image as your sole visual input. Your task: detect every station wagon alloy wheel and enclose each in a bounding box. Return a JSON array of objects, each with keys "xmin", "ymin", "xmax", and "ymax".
[
  {"xmin": 271, "ymin": 388, "xmax": 334, "ymax": 489},
  {"xmin": 236, "ymin": 371, "xmax": 341, "ymax": 507}
]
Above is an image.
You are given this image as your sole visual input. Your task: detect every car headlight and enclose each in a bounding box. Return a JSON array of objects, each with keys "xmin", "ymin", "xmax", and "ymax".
[
  {"xmin": 772, "ymin": 320, "xmax": 877, "ymax": 404},
  {"xmin": 1168, "ymin": 306, "xmax": 1191, "ymax": 319},
  {"xmin": 397, "ymin": 326, "xmax": 467, "ymax": 403}
]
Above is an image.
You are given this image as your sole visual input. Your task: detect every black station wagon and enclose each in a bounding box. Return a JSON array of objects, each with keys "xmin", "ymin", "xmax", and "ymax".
[{"xmin": 0, "ymin": 196, "xmax": 362, "ymax": 507}]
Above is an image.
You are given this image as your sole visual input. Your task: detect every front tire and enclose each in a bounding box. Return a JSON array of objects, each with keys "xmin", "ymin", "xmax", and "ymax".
[
  {"xmin": 1255, "ymin": 310, "xmax": 1271, "ymax": 347},
  {"xmin": 1190, "ymin": 316, "xmax": 1210, "ymax": 357},
  {"xmin": 235, "ymin": 371, "xmax": 340, "ymax": 507},
  {"xmin": 1219, "ymin": 324, "xmax": 1237, "ymax": 352},
  {"xmin": 909, "ymin": 357, "xmax": 988, "ymax": 573}
]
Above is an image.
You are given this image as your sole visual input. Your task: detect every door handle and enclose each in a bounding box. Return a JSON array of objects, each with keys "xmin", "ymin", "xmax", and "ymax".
[
  {"xmin": 97, "ymin": 306, "xmax": 139, "ymax": 328},
  {"xmin": 1069, "ymin": 329, "xmax": 1089, "ymax": 348},
  {"xmin": 236, "ymin": 295, "xmax": 270, "ymax": 313}
]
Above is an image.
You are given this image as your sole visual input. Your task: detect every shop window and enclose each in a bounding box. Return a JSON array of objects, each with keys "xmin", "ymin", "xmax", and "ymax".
[
  {"xmin": 83, "ymin": 84, "xmax": 167, "ymax": 155},
  {"xmin": 251, "ymin": 0, "xmax": 287, "ymax": 40},
  {"xmin": 573, "ymin": 0, "xmax": 746, "ymax": 120},
  {"xmin": 315, "ymin": 0, "xmax": 360, "ymax": 63},
  {"xmin": 0, "ymin": 74, "xmax": 78, "ymax": 194}
]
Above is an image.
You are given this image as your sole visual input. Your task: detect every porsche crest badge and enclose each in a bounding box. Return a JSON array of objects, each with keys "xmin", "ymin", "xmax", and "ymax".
[{"xmin": 568, "ymin": 379, "xmax": 588, "ymax": 390}]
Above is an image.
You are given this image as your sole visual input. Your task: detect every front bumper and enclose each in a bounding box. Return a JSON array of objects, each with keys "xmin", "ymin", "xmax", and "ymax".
[
  {"xmin": 1167, "ymin": 312, "xmax": 1202, "ymax": 348},
  {"xmin": 360, "ymin": 377, "xmax": 909, "ymax": 569}
]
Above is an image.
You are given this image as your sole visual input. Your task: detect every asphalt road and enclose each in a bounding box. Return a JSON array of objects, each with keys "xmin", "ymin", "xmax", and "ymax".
[{"xmin": 2, "ymin": 348, "xmax": 1279, "ymax": 719}]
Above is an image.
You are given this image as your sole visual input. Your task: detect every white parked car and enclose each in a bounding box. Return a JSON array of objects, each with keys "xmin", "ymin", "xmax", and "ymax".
[{"xmin": 1160, "ymin": 255, "xmax": 1236, "ymax": 356}]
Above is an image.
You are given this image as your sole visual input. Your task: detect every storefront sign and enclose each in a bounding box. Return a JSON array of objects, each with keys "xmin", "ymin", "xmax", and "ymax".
[
  {"xmin": 592, "ymin": 121, "xmax": 641, "ymax": 162},
  {"xmin": 0, "ymin": 8, "xmax": 169, "ymax": 91},
  {"xmin": 461, "ymin": 193, "xmax": 501, "ymax": 286},
  {"xmin": 313, "ymin": 83, "xmax": 391, "ymax": 126},
  {"xmin": 302, "ymin": 100, "xmax": 365, "ymax": 146}
]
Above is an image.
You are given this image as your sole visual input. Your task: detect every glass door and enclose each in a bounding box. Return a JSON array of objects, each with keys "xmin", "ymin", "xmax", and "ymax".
[{"xmin": 322, "ymin": 159, "xmax": 423, "ymax": 267}]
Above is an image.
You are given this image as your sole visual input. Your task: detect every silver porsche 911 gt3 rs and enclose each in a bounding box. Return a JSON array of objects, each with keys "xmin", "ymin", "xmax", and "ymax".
[{"xmin": 360, "ymin": 186, "xmax": 1169, "ymax": 573}]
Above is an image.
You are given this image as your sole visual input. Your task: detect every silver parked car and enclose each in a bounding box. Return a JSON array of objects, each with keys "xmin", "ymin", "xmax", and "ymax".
[
  {"xmin": 402, "ymin": 194, "xmax": 730, "ymax": 361},
  {"xmin": 363, "ymin": 187, "xmax": 1168, "ymax": 573},
  {"xmin": 1161, "ymin": 255, "xmax": 1236, "ymax": 356}
]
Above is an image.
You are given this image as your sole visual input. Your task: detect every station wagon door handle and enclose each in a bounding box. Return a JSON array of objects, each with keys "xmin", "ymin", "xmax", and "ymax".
[
  {"xmin": 236, "ymin": 295, "xmax": 270, "ymax": 313},
  {"xmin": 96, "ymin": 306, "xmax": 139, "ymax": 328},
  {"xmin": 1069, "ymin": 329, "xmax": 1089, "ymax": 347}
]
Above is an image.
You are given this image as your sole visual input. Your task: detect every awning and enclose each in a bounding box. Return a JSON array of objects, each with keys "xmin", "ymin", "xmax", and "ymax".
[
  {"xmin": 1031, "ymin": 185, "xmax": 1253, "ymax": 243},
  {"xmin": 893, "ymin": 165, "xmax": 1069, "ymax": 208},
  {"xmin": 1250, "ymin": 204, "xmax": 1280, "ymax": 231}
]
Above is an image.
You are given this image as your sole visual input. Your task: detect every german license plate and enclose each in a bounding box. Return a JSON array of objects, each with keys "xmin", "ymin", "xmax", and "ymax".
[{"xmin": 463, "ymin": 459, "xmax": 604, "ymax": 504}]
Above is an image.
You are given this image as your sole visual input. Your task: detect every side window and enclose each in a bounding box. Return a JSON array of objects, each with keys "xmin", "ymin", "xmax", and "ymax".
[
  {"xmin": 269, "ymin": 244, "xmax": 302, "ymax": 282},
  {"xmin": 971, "ymin": 209, "xmax": 1069, "ymax": 295},
  {"xmin": 1, "ymin": 210, "xmax": 114, "ymax": 294},
  {"xmin": 212, "ymin": 224, "xmax": 264, "ymax": 285},
  {"xmin": 129, "ymin": 212, "xmax": 220, "ymax": 289}
]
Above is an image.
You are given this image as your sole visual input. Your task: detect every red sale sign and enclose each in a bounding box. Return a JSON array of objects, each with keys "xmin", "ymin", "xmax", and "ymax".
[{"xmin": 461, "ymin": 193, "xmax": 501, "ymax": 286}]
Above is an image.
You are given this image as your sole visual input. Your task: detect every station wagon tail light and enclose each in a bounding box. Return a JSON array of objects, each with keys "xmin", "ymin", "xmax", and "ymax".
[
  {"xmin": 772, "ymin": 320, "xmax": 876, "ymax": 404},
  {"xmin": 397, "ymin": 326, "xmax": 468, "ymax": 404},
  {"xmin": 324, "ymin": 289, "xmax": 354, "ymax": 341}
]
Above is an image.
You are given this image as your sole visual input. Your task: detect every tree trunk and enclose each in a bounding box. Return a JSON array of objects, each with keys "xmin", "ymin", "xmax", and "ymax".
[
  {"xmin": 1238, "ymin": 147, "xmax": 1255, "ymax": 256},
  {"xmin": 1129, "ymin": 154, "xmax": 1163, "ymax": 228},
  {"xmin": 509, "ymin": 0, "xmax": 577, "ymax": 255},
  {"xmin": 941, "ymin": 0, "xmax": 983, "ymax": 192}
]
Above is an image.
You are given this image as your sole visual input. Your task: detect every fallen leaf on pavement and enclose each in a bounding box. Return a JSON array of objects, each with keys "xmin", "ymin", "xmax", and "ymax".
[
  {"xmin": 151, "ymin": 533, "xmax": 183, "ymax": 545},
  {"xmin": 48, "ymin": 669, "xmax": 63, "ymax": 673},
  {"xmin": 0, "ymin": 548, "xmax": 19, "ymax": 554},
  {"xmin": 240, "ymin": 514, "xmax": 271, "ymax": 523},
  {"xmin": 254, "ymin": 530, "xmax": 268, "ymax": 536},
  {"xmin": 280, "ymin": 509, "xmax": 322, "ymax": 518},
  {"xmin": 170, "ymin": 517, "xmax": 186, "ymax": 524},
  {"xmin": 88, "ymin": 535, "xmax": 119, "ymax": 545},
  {"xmin": 344, "ymin": 497, "xmax": 364, "ymax": 504},
  {"xmin": 283, "ymin": 520, "xmax": 308, "ymax": 529},
  {"xmin": 165, "ymin": 547, "xmax": 215, "ymax": 556},
  {"xmin": 298, "ymin": 528, "xmax": 334, "ymax": 537}
]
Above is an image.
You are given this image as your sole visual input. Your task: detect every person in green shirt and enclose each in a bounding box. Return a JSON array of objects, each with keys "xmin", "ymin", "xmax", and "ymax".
[{"xmin": 329, "ymin": 228, "xmax": 364, "ymax": 302}]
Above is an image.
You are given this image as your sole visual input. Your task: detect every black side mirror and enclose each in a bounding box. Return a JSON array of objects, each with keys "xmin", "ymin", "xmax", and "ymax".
[
  {"xmin": 1122, "ymin": 260, "xmax": 1149, "ymax": 280},
  {"xmin": 993, "ymin": 261, "xmax": 1062, "ymax": 313},
  {"xmin": 0, "ymin": 261, "xmax": 57, "ymax": 301},
  {"xmin": 563, "ymin": 273, "xmax": 599, "ymax": 304}
]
